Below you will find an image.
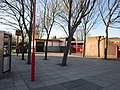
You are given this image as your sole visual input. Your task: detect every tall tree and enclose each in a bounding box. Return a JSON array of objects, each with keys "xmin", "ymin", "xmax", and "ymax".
[
  {"xmin": 21, "ymin": 0, "xmax": 34, "ymax": 64},
  {"xmin": 0, "ymin": 0, "xmax": 25, "ymax": 60},
  {"xmin": 39, "ymin": 0, "xmax": 60, "ymax": 60},
  {"xmin": 98, "ymin": 0, "xmax": 120, "ymax": 59},
  {"xmin": 0, "ymin": 0, "xmax": 34, "ymax": 64},
  {"xmin": 59, "ymin": 0, "xmax": 96, "ymax": 66},
  {"xmin": 81, "ymin": 4, "xmax": 100, "ymax": 57}
]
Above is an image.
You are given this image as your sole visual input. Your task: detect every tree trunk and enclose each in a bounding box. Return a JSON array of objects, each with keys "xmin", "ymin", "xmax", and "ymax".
[
  {"xmin": 104, "ymin": 26, "xmax": 108, "ymax": 59},
  {"xmin": 44, "ymin": 35, "xmax": 49, "ymax": 60},
  {"xmin": 83, "ymin": 33, "xmax": 86, "ymax": 57},
  {"xmin": 69, "ymin": 46, "xmax": 72, "ymax": 55},
  {"xmin": 62, "ymin": 34, "xmax": 73, "ymax": 66},
  {"xmin": 61, "ymin": 0, "xmax": 73, "ymax": 66},
  {"xmin": 21, "ymin": 33, "xmax": 25, "ymax": 60},
  {"xmin": 27, "ymin": 35, "xmax": 32, "ymax": 64}
]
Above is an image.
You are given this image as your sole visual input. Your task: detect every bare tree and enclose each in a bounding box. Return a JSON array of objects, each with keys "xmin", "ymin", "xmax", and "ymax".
[
  {"xmin": 110, "ymin": 2, "xmax": 120, "ymax": 29},
  {"xmin": 21, "ymin": 0, "xmax": 34, "ymax": 64},
  {"xmin": 0, "ymin": 0, "xmax": 26, "ymax": 60},
  {"xmin": 39, "ymin": 0, "xmax": 60, "ymax": 60},
  {"xmin": 81, "ymin": 4, "xmax": 100, "ymax": 57},
  {"xmin": 98, "ymin": 0, "xmax": 120, "ymax": 59},
  {"xmin": 74, "ymin": 26, "xmax": 84, "ymax": 41},
  {"xmin": 0, "ymin": 0, "xmax": 34, "ymax": 64},
  {"xmin": 59, "ymin": 0, "xmax": 96, "ymax": 66},
  {"xmin": 36, "ymin": 17, "xmax": 45, "ymax": 39},
  {"xmin": 55, "ymin": 21, "xmax": 69, "ymax": 37}
]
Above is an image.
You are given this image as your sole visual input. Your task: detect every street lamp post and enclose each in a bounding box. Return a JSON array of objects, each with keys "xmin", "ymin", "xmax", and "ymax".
[{"xmin": 31, "ymin": 0, "xmax": 36, "ymax": 81}]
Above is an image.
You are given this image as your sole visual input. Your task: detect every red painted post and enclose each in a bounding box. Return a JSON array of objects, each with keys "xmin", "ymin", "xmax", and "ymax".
[
  {"xmin": 31, "ymin": 0, "xmax": 36, "ymax": 81},
  {"xmin": 16, "ymin": 36, "xmax": 19, "ymax": 56}
]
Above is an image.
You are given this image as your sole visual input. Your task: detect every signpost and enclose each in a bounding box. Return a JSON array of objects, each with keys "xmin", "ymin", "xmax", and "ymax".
[
  {"xmin": 31, "ymin": 0, "xmax": 36, "ymax": 81},
  {"xmin": 15, "ymin": 30, "xmax": 21, "ymax": 56}
]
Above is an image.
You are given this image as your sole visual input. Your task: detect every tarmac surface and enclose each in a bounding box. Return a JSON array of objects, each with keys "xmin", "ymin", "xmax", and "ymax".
[{"xmin": 0, "ymin": 53, "xmax": 120, "ymax": 90}]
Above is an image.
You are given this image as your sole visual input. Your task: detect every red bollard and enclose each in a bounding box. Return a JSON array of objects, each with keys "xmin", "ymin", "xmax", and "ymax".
[
  {"xmin": 31, "ymin": 0, "xmax": 36, "ymax": 81},
  {"xmin": 31, "ymin": 52, "xmax": 35, "ymax": 81}
]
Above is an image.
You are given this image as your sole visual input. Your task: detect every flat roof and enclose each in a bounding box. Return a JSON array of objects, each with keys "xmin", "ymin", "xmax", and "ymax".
[{"xmin": 35, "ymin": 39, "xmax": 61, "ymax": 42}]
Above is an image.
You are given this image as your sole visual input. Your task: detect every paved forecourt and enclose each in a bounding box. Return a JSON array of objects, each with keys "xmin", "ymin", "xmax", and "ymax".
[{"xmin": 0, "ymin": 53, "xmax": 120, "ymax": 90}]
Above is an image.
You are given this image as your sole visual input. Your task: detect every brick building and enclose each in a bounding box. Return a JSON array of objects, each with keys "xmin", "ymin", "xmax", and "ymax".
[{"xmin": 85, "ymin": 36, "xmax": 119, "ymax": 59}]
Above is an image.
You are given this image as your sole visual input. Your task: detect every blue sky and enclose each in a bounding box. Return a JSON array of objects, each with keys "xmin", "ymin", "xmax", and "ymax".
[
  {"xmin": 89, "ymin": 23, "xmax": 120, "ymax": 38},
  {"xmin": 0, "ymin": 20, "xmax": 120, "ymax": 38},
  {"xmin": 41, "ymin": 24, "xmax": 120, "ymax": 39}
]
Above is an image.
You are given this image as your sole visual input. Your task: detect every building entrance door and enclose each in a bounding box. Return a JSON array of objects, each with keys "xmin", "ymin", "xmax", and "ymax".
[{"xmin": 36, "ymin": 42, "xmax": 44, "ymax": 52}]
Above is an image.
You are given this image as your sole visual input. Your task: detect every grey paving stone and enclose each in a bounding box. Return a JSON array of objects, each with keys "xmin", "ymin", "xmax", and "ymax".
[
  {"xmin": 92, "ymin": 80, "xmax": 117, "ymax": 87},
  {"xmin": 48, "ymin": 84, "xmax": 67, "ymax": 90},
  {"xmin": 0, "ymin": 79, "xmax": 14, "ymax": 89},
  {"xmin": 70, "ymin": 82, "xmax": 103, "ymax": 90},
  {"xmin": 27, "ymin": 81, "xmax": 45, "ymax": 89},
  {"xmin": 42, "ymin": 79, "xmax": 59, "ymax": 86},
  {"xmin": 61, "ymin": 81, "xmax": 79, "ymax": 89},
  {"xmin": 12, "ymin": 77, "xmax": 23, "ymax": 81},
  {"xmin": 15, "ymin": 85, "xmax": 29, "ymax": 90},
  {"xmin": 100, "ymin": 83, "xmax": 120, "ymax": 90},
  {"xmin": 31, "ymin": 86, "xmax": 50, "ymax": 90},
  {"xmin": 55, "ymin": 78, "xmax": 70, "ymax": 83},
  {"xmin": 50, "ymin": 75, "xmax": 64, "ymax": 79},
  {"xmin": 99, "ymin": 88, "xmax": 109, "ymax": 90},
  {"xmin": 83, "ymin": 77, "xmax": 99, "ymax": 82},
  {"xmin": 2, "ymin": 87, "xmax": 17, "ymax": 90},
  {"xmin": 14, "ymin": 80, "xmax": 26, "ymax": 86},
  {"xmin": 73, "ymin": 79, "xmax": 90, "ymax": 86}
]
